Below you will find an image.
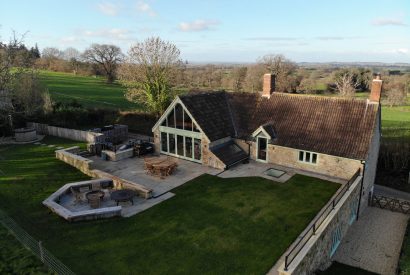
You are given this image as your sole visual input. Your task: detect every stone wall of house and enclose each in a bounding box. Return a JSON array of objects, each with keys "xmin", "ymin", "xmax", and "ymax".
[
  {"xmin": 152, "ymin": 128, "xmax": 161, "ymax": 154},
  {"xmin": 278, "ymin": 175, "xmax": 362, "ymax": 275},
  {"xmin": 235, "ymin": 139, "xmax": 361, "ymax": 180},
  {"xmin": 359, "ymin": 107, "xmax": 381, "ymax": 214},
  {"xmin": 202, "ymin": 137, "xmax": 226, "ymax": 170}
]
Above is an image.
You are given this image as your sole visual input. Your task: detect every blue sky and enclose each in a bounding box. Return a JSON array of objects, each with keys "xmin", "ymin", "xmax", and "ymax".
[{"xmin": 1, "ymin": 0, "xmax": 409, "ymax": 63}]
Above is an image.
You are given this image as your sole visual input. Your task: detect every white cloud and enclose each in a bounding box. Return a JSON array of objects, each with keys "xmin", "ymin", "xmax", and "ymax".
[
  {"xmin": 396, "ymin": 48, "xmax": 409, "ymax": 54},
  {"xmin": 97, "ymin": 2, "xmax": 120, "ymax": 16},
  {"xmin": 371, "ymin": 18, "xmax": 407, "ymax": 26},
  {"xmin": 179, "ymin": 20, "xmax": 219, "ymax": 32},
  {"xmin": 79, "ymin": 28, "xmax": 134, "ymax": 40},
  {"xmin": 136, "ymin": 1, "xmax": 156, "ymax": 16}
]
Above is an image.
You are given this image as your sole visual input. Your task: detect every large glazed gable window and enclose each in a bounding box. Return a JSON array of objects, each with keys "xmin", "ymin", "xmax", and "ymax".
[
  {"xmin": 161, "ymin": 103, "xmax": 199, "ymax": 131},
  {"xmin": 175, "ymin": 104, "xmax": 183, "ymax": 129},
  {"xmin": 159, "ymin": 102, "xmax": 202, "ymax": 163}
]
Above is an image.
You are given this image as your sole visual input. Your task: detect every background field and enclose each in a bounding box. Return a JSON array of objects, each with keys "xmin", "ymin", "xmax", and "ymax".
[{"xmin": 40, "ymin": 71, "xmax": 139, "ymax": 111}]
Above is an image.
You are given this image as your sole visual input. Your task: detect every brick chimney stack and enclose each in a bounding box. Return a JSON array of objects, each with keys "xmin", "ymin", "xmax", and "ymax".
[
  {"xmin": 262, "ymin": 73, "xmax": 275, "ymax": 98},
  {"xmin": 369, "ymin": 73, "xmax": 382, "ymax": 102}
]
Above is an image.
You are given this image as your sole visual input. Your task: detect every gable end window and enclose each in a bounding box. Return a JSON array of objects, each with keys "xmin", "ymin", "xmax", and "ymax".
[{"xmin": 298, "ymin": 150, "xmax": 318, "ymax": 164}]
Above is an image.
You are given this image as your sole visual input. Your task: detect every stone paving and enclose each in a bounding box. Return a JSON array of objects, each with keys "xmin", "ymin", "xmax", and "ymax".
[
  {"xmin": 89, "ymin": 155, "xmax": 220, "ymax": 197},
  {"xmin": 333, "ymin": 207, "xmax": 409, "ymax": 275},
  {"xmin": 218, "ymin": 160, "xmax": 346, "ymax": 184}
]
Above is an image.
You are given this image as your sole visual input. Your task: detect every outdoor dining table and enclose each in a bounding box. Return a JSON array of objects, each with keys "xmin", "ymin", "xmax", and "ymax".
[{"xmin": 152, "ymin": 160, "xmax": 177, "ymax": 178}]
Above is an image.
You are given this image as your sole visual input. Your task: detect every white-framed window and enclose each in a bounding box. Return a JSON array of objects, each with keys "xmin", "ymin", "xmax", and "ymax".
[
  {"xmin": 330, "ymin": 225, "xmax": 342, "ymax": 257},
  {"xmin": 298, "ymin": 150, "xmax": 318, "ymax": 164}
]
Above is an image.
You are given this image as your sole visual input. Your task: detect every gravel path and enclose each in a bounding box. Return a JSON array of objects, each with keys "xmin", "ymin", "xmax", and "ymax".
[{"xmin": 333, "ymin": 207, "xmax": 409, "ymax": 275}]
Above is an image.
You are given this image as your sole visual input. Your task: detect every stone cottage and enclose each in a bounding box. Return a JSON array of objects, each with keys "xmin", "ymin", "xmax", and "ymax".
[{"xmin": 152, "ymin": 74, "xmax": 382, "ymax": 215}]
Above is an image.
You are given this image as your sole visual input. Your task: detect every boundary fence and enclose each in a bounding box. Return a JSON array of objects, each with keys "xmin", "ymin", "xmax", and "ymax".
[
  {"xmin": 284, "ymin": 169, "xmax": 361, "ymax": 271},
  {"xmin": 0, "ymin": 209, "xmax": 75, "ymax": 275}
]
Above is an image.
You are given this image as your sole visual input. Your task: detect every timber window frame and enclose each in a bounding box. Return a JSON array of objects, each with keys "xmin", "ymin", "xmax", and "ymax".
[{"xmin": 298, "ymin": 150, "xmax": 318, "ymax": 164}]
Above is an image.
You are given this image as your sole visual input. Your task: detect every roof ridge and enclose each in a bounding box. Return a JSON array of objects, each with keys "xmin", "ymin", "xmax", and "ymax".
[{"xmin": 269, "ymin": 92, "xmax": 372, "ymax": 104}]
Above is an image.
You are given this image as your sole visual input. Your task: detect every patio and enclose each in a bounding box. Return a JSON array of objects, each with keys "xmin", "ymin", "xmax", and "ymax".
[{"xmin": 89, "ymin": 155, "xmax": 220, "ymax": 197}]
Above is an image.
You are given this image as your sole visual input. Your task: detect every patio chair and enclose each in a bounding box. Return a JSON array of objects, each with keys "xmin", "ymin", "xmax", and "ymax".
[
  {"xmin": 70, "ymin": 187, "xmax": 85, "ymax": 204},
  {"xmin": 145, "ymin": 163, "xmax": 155, "ymax": 175},
  {"xmin": 91, "ymin": 181, "xmax": 101, "ymax": 191}
]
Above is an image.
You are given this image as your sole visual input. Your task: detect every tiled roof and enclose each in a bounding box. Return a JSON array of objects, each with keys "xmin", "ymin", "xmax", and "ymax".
[
  {"xmin": 179, "ymin": 92, "xmax": 236, "ymax": 141},
  {"xmin": 179, "ymin": 91, "xmax": 379, "ymax": 160}
]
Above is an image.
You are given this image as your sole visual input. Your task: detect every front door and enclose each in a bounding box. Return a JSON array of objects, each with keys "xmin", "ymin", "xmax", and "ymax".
[{"xmin": 257, "ymin": 137, "xmax": 267, "ymax": 162}]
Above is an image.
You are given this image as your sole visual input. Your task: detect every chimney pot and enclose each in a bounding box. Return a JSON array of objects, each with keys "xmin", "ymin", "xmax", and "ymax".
[
  {"xmin": 262, "ymin": 73, "xmax": 275, "ymax": 98},
  {"xmin": 369, "ymin": 74, "xmax": 382, "ymax": 102}
]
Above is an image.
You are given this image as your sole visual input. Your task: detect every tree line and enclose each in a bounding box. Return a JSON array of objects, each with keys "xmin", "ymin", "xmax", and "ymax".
[{"xmin": 1, "ymin": 33, "xmax": 409, "ymax": 136}]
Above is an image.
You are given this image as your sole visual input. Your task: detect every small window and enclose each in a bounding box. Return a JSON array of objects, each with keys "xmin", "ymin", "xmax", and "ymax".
[
  {"xmin": 298, "ymin": 151, "xmax": 318, "ymax": 164},
  {"xmin": 305, "ymin": 152, "xmax": 311, "ymax": 162},
  {"xmin": 330, "ymin": 225, "xmax": 342, "ymax": 257}
]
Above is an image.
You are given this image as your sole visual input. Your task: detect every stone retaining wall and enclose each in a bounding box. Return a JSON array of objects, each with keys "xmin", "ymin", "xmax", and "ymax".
[
  {"xmin": 42, "ymin": 179, "xmax": 122, "ymax": 222},
  {"xmin": 55, "ymin": 146, "xmax": 93, "ymax": 175},
  {"xmin": 278, "ymin": 175, "xmax": 362, "ymax": 275},
  {"xmin": 56, "ymin": 147, "xmax": 153, "ymax": 199}
]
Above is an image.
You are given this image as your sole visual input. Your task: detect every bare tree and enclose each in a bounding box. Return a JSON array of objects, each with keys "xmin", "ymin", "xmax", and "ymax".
[
  {"xmin": 244, "ymin": 64, "xmax": 265, "ymax": 92},
  {"xmin": 384, "ymin": 77, "xmax": 407, "ymax": 107},
  {"xmin": 83, "ymin": 44, "xmax": 123, "ymax": 83},
  {"xmin": 118, "ymin": 37, "xmax": 181, "ymax": 116},
  {"xmin": 333, "ymin": 70, "xmax": 360, "ymax": 97},
  {"xmin": 231, "ymin": 66, "xmax": 247, "ymax": 92},
  {"xmin": 0, "ymin": 32, "xmax": 49, "ymax": 135},
  {"xmin": 297, "ymin": 78, "xmax": 317, "ymax": 94},
  {"xmin": 42, "ymin": 47, "xmax": 63, "ymax": 60},
  {"xmin": 258, "ymin": 54, "xmax": 297, "ymax": 92},
  {"xmin": 63, "ymin": 47, "xmax": 81, "ymax": 74}
]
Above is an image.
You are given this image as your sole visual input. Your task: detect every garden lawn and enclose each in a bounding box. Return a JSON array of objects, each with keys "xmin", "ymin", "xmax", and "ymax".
[
  {"xmin": 39, "ymin": 71, "xmax": 139, "ymax": 110},
  {"xmin": 0, "ymin": 226, "xmax": 50, "ymax": 274},
  {"xmin": 0, "ymin": 136, "xmax": 340, "ymax": 275}
]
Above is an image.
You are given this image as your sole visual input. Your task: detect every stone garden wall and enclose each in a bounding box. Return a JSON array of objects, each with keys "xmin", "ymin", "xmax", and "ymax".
[
  {"xmin": 278, "ymin": 175, "xmax": 362, "ymax": 275},
  {"xmin": 28, "ymin": 122, "xmax": 105, "ymax": 143},
  {"xmin": 55, "ymin": 146, "xmax": 152, "ymax": 199}
]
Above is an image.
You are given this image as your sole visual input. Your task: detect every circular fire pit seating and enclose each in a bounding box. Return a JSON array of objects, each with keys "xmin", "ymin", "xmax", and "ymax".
[{"xmin": 43, "ymin": 179, "xmax": 133, "ymax": 222}]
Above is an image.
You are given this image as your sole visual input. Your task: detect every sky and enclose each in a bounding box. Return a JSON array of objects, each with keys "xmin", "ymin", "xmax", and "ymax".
[{"xmin": 1, "ymin": 0, "xmax": 409, "ymax": 63}]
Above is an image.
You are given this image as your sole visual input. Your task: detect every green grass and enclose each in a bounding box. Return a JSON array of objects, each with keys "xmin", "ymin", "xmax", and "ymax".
[
  {"xmin": 0, "ymin": 226, "xmax": 50, "ymax": 274},
  {"xmin": 39, "ymin": 71, "xmax": 140, "ymax": 110},
  {"xmin": 317, "ymin": 262, "xmax": 378, "ymax": 275},
  {"xmin": 0, "ymin": 137, "xmax": 340, "ymax": 275}
]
